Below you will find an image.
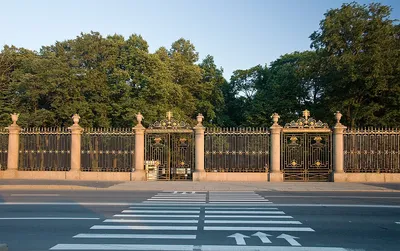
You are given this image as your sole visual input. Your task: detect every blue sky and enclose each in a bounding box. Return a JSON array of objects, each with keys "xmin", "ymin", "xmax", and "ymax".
[{"xmin": 1, "ymin": 0, "xmax": 399, "ymax": 79}]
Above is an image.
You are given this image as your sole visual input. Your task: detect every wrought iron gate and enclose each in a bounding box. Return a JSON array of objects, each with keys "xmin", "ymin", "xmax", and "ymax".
[
  {"xmin": 281, "ymin": 110, "xmax": 332, "ymax": 182},
  {"xmin": 145, "ymin": 112, "xmax": 194, "ymax": 180}
]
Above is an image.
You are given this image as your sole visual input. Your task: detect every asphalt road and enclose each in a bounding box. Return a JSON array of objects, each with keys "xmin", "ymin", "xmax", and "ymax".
[{"xmin": 0, "ymin": 190, "xmax": 399, "ymax": 251}]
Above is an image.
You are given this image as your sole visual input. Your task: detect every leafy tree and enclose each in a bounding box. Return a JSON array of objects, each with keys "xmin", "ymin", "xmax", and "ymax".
[
  {"xmin": 198, "ymin": 55, "xmax": 225, "ymax": 126},
  {"xmin": 310, "ymin": 2, "xmax": 400, "ymax": 127}
]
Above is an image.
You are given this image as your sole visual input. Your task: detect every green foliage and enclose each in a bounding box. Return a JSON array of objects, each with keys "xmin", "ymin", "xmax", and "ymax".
[
  {"xmin": 0, "ymin": 2, "xmax": 399, "ymax": 128},
  {"xmin": 0, "ymin": 32, "xmax": 225, "ymax": 128},
  {"xmin": 310, "ymin": 2, "xmax": 399, "ymax": 127}
]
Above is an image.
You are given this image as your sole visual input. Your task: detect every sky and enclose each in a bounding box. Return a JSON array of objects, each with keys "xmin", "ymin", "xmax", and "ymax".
[{"xmin": 1, "ymin": 0, "xmax": 399, "ymax": 80}]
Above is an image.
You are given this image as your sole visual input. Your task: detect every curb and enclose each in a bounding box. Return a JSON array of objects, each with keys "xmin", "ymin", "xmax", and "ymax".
[
  {"xmin": 0, "ymin": 244, "xmax": 8, "ymax": 251},
  {"xmin": 0, "ymin": 185, "xmax": 397, "ymax": 192},
  {"xmin": 0, "ymin": 185, "xmax": 101, "ymax": 191}
]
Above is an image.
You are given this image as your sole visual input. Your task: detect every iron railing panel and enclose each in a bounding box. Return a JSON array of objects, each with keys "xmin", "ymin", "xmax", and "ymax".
[
  {"xmin": 19, "ymin": 128, "xmax": 71, "ymax": 171},
  {"xmin": 0, "ymin": 128, "xmax": 8, "ymax": 170},
  {"xmin": 204, "ymin": 128, "xmax": 269, "ymax": 173},
  {"xmin": 344, "ymin": 128, "xmax": 400, "ymax": 173},
  {"xmin": 81, "ymin": 128, "xmax": 135, "ymax": 172}
]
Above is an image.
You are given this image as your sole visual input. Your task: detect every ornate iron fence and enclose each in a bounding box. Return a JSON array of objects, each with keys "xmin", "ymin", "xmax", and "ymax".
[
  {"xmin": 81, "ymin": 128, "xmax": 135, "ymax": 172},
  {"xmin": 205, "ymin": 128, "xmax": 269, "ymax": 172},
  {"xmin": 0, "ymin": 128, "xmax": 8, "ymax": 170},
  {"xmin": 344, "ymin": 128, "xmax": 400, "ymax": 173},
  {"xmin": 19, "ymin": 128, "xmax": 71, "ymax": 171}
]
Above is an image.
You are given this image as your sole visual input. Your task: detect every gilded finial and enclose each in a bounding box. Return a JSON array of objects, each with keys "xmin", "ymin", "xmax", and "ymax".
[
  {"xmin": 166, "ymin": 111, "xmax": 173, "ymax": 121},
  {"xmin": 302, "ymin": 109, "xmax": 310, "ymax": 121}
]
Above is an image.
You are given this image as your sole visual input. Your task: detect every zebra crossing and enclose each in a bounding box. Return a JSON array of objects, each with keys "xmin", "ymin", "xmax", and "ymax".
[
  {"xmin": 49, "ymin": 191, "xmax": 350, "ymax": 251},
  {"xmin": 50, "ymin": 202, "xmax": 200, "ymax": 250},
  {"xmin": 143, "ymin": 191, "xmax": 207, "ymax": 204},
  {"xmin": 209, "ymin": 191, "xmax": 272, "ymax": 204}
]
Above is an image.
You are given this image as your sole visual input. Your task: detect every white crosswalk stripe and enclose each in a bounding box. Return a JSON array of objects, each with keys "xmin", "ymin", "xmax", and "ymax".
[
  {"xmin": 146, "ymin": 191, "xmax": 207, "ymax": 203},
  {"xmin": 208, "ymin": 191, "xmax": 273, "ymax": 205},
  {"xmin": 73, "ymin": 233, "xmax": 197, "ymax": 239},
  {"xmin": 48, "ymin": 191, "xmax": 350, "ymax": 250},
  {"xmin": 114, "ymin": 214, "xmax": 199, "ymax": 218},
  {"xmin": 49, "ymin": 192, "xmax": 202, "ymax": 250}
]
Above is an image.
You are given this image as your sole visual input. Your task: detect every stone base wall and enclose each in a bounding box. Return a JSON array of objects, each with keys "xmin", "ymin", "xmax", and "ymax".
[
  {"xmin": 1, "ymin": 170, "xmax": 400, "ymax": 182},
  {"xmin": 334, "ymin": 172, "xmax": 400, "ymax": 182},
  {"xmin": 193, "ymin": 171, "xmax": 268, "ymax": 181},
  {"xmin": 0, "ymin": 170, "xmax": 143, "ymax": 181}
]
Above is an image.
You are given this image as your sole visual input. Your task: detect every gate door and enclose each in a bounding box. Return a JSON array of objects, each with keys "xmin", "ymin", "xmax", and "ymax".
[
  {"xmin": 281, "ymin": 110, "xmax": 332, "ymax": 182},
  {"xmin": 145, "ymin": 112, "xmax": 194, "ymax": 181}
]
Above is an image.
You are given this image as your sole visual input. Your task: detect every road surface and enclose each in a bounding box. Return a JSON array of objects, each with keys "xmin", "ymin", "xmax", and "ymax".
[{"xmin": 0, "ymin": 189, "xmax": 399, "ymax": 251}]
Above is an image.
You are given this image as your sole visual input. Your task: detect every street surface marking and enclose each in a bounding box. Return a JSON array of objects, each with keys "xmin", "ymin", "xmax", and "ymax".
[
  {"xmin": 252, "ymin": 232, "xmax": 272, "ymax": 244},
  {"xmin": 2, "ymin": 202, "xmax": 399, "ymax": 208},
  {"xmin": 148, "ymin": 198, "xmax": 206, "ymax": 201},
  {"xmin": 0, "ymin": 217, "xmax": 100, "ymax": 220},
  {"xmin": 104, "ymin": 219, "xmax": 198, "ymax": 223},
  {"xmin": 210, "ymin": 192, "xmax": 262, "ymax": 194},
  {"xmin": 50, "ymin": 244, "xmax": 194, "ymax": 250},
  {"xmin": 73, "ymin": 233, "xmax": 197, "ymax": 239},
  {"xmin": 152, "ymin": 196, "xmax": 206, "ymax": 199},
  {"xmin": 205, "ymin": 220, "xmax": 302, "ymax": 224},
  {"xmin": 155, "ymin": 194, "xmax": 205, "ymax": 196},
  {"xmin": 91, "ymin": 225, "xmax": 198, "ymax": 230},
  {"xmin": 205, "ymin": 215, "xmax": 293, "ymax": 218},
  {"xmin": 200, "ymin": 246, "xmax": 351, "ymax": 251},
  {"xmin": 277, "ymin": 234, "xmax": 301, "ymax": 246},
  {"xmin": 209, "ymin": 200, "xmax": 269, "ymax": 202},
  {"xmin": 209, "ymin": 202, "xmax": 273, "ymax": 204},
  {"xmin": 114, "ymin": 214, "xmax": 199, "ymax": 218},
  {"xmin": 129, "ymin": 206, "xmax": 200, "ymax": 209},
  {"xmin": 210, "ymin": 196, "xmax": 265, "ymax": 198},
  {"xmin": 204, "ymin": 226, "xmax": 314, "ymax": 232},
  {"xmin": 142, "ymin": 201, "xmax": 205, "ymax": 204},
  {"xmin": 228, "ymin": 233, "xmax": 249, "ymax": 245},
  {"xmin": 10, "ymin": 193, "xmax": 60, "ymax": 196},
  {"xmin": 205, "ymin": 207, "xmax": 278, "ymax": 210},
  {"xmin": 122, "ymin": 210, "xmax": 200, "ymax": 213},
  {"xmin": 205, "ymin": 211, "xmax": 285, "ymax": 214}
]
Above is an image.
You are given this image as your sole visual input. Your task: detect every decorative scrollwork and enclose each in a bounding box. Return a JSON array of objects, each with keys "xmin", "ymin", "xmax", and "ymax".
[
  {"xmin": 284, "ymin": 109, "xmax": 329, "ymax": 129},
  {"xmin": 148, "ymin": 111, "xmax": 191, "ymax": 129}
]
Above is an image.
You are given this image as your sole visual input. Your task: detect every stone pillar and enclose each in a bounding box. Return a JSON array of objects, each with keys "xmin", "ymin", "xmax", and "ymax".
[
  {"xmin": 333, "ymin": 111, "xmax": 347, "ymax": 182},
  {"xmin": 132, "ymin": 112, "xmax": 146, "ymax": 181},
  {"xmin": 193, "ymin": 114, "xmax": 205, "ymax": 181},
  {"xmin": 67, "ymin": 114, "xmax": 83, "ymax": 179},
  {"xmin": 6, "ymin": 113, "xmax": 21, "ymax": 174},
  {"xmin": 269, "ymin": 113, "xmax": 283, "ymax": 182}
]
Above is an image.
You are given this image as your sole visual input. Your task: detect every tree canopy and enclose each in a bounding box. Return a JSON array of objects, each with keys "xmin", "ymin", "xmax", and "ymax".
[{"xmin": 0, "ymin": 2, "xmax": 398, "ymax": 128}]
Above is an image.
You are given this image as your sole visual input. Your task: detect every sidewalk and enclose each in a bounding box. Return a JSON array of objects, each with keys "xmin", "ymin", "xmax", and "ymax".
[{"xmin": 0, "ymin": 179, "xmax": 399, "ymax": 192}]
